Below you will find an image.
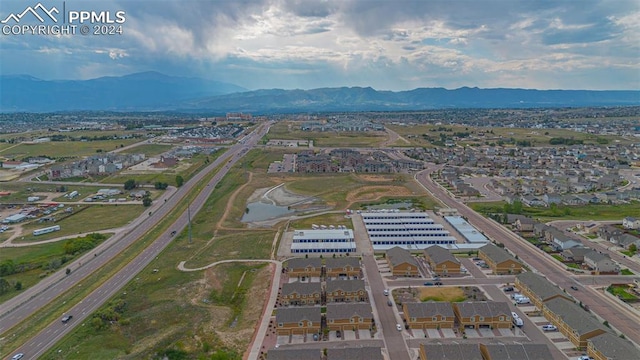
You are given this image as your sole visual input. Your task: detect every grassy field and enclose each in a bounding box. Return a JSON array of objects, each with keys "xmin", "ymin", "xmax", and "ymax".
[
  {"xmin": 607, "ymin": 285, "xmax": 639, "ymax": 301},
  {"xmin": 102, "ymin": 153, "xmax": 219, "ymax": 187},
  {"xmin": 119, "ymin": 143, "xmax": 173, "ymax": 156},
  {"xmin": 386, "ymin": 124, "xmax": 630, "ymax": 147},
  {"xmin": 419, "ymin": 287, "xmax": 466, "ymax": 302},
  {"xmin": 0, "ymin": 235, "xmax": 108, "ymax": 303},
  {"xmin": 265, "ymin": 121, "xmax": 387, "ymax": 147},
  {"xmin": 468, "ymin": 201, "xmax": 640, "ymax": 221},
  {"xmin": 289, "ymin": 213, "xmax": 351, "ymax": 230},
  {"xmin": 35, "ymin": 157, "xmax": 273, "ymax": 359},
  {"xmin": 0, "ymin": 139, "xmax": 142, "ymax": 160},
  {"xmin": 16, "ymin": 204, "xmax": 142, "ymax": 242}
]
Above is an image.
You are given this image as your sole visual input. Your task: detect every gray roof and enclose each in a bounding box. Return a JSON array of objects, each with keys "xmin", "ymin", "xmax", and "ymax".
[
  {"xmin": 479, "ymin": 244, "xmax": 518, "ymax": 264},
  {"xmin": 281, "ymin": 282, "xmax": 322, "ymax": 297},
  {"xmin": 326, "ymin": 303, "xmax": 372, "ymax": 321},
  {"xmin": 584, "ymin": 250, "xmax": 610, "ymax": 263},
  {"xmin": 404, "ymin": 302, "xmax": 454, "ymax": 318},
  {"xmin": 424, "ymin": 246, "xmax": 459, "ymax": 265},
  {"xmin": 544, "ymin": 298, "xmax": 607, "ymax": 336},
  {"xmin": 516, "ymin": 272, "xmax": 569, "ymax": 301},
  {"xmin": 325, "ymin": 257, "xmax": 360, "ymax": 270},
  {"xmin": 481, "ymin": 344, "xmax": 554, "ymax": 360},
  {"xmin": 268, "ymin": 348, "xmax": 321, "ymax": 360},
  {"xmin": 455, "ymin": 301, "xmax": 511, "ymax": 319},
  {"xmin": 326, "ymin": 346, "xmax": 383, "ymax": 360},
  {"xmin": 562, "ymin": 247, "xmax": 592, "ymax": 257},
  {"xmin": 386, "ymin": 246, "xmax": 418, "ymax": 267},
  {"xmin": 588, "ymin": 332, "xmax": 640, "ymax": 359},
  {"xmin": 276, "ymin": 306, "xmax": 321, "ymax": 324},
  {"xmin": 326, "ymin": 279, "xmax": 366, "ymax": 293},
  {"xmin": 419, "ymin": 343, "xmax": 483, "ymax": 360},
  {"xmin": 285, "ymin": 257, "xmax": 322, "ymax": 269}
]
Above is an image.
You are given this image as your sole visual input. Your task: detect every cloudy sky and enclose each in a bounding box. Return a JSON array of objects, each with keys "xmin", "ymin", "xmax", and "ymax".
[{"xmin": 1, "ymin": 0, "xmax": 639, "ymax": 90}]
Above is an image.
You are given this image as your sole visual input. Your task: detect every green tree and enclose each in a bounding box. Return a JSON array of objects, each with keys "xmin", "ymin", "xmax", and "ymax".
[
  {"xmin": 0, "ymin": 278, "xmax": 10, "ymax": 295},
  {"xmin": 629, "ymin": 243, "xmax": 637, "ymax": 255},
  {"xmin": 124, "ymin": 179, "xmax": 137, "ymax": 190},
  {"xmin": 142, "ymin": 196, "xmax": 153, "ymax": 207},
  {"xmin": 175, "ymin": 175, "xmax": 184, "ymax": 187},
  {"xmin": 14, "ymin": 281, "xmax": 22, "ymax": 291}
]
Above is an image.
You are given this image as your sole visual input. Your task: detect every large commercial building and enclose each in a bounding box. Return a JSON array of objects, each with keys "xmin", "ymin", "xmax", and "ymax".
[
  {"xmin": 290, "ymin": 229, "xmax": 356, "ymax": 254},
  {"xmin": 361, "ymin": 211, "xmax": 456, "ymax": 251}
]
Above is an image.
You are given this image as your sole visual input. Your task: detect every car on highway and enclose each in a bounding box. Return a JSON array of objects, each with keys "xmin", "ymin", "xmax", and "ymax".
[
  {"xmin": 62, "ymin": 315, "xmax": 73, "ymax": 324},
  {"xmin": 570, "ymin": 285, "xmax": 579, "ymax": 291},
  {"xmin": 542, "ymin": 324, "xmax": 558, "ymax": 332},
  {"xmin": 11, "ymin": 354, "xmax": 24, "ymax": 360},
  {"xmin": 396, "ymin": 323, "xmax": 402, "ymax": 331}
]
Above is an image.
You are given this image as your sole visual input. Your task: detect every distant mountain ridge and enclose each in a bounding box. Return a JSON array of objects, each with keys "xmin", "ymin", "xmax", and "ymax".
[
  {"xmin": 0, "ymin": 71, "xmax": 247, "ymax": 112},
  {"xmin": 1, "ymin": 72, "xmax": 638, "ymax": 112}
]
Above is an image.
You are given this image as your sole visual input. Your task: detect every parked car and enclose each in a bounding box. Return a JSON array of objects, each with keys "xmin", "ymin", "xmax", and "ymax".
[
  {"xmin": 511, "ymin": 312, "xmax": 520, "ymax": 319},
  {"xmin": 577, "ymin": 356, "xmax": 594, "ymax": 360},
  {"xmin": 434, "ymin": 281, "xmax": 443, "ymax": 286},
  {"xmin": 383, "ymin": 289, "xmax": 389, "ymax": 296},
  {"xmin": 336, "ymin": 330, "xmax": 341, "ymax": 338},
  {"xmin": 387, "ymin": 300, "xmax": 393, "ymax": 306},
  {"xmin": 423, "ymin": 282, "xmax": 434, "ymax": 286},
  {"xmin": 503, "ymin": 286, "xmax": 514, "ymax": 292},
  {"xmin": 61, "ymin": 315, "xmax": 73, "ymax": 324},
  {"xmin": 396, "ymin": 324, "xmax": 402, "ymax": 331},
  {"xmin": 542, "ymin": 324, "xmax": 558, "ymax": 332}
]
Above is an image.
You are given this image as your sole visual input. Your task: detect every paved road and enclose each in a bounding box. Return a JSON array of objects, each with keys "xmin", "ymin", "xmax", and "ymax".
[
  {"xmin": 3, "ymin": 124, "xmax": 271, "ymax": 359},
  {"xmin": 414, "ymin": 167, "xmax": 640, "ymax": 347}
]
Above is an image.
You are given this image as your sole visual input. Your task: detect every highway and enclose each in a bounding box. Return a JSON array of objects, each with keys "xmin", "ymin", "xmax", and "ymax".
[
  {"xmin": 3, "ymin": 123, "xmax": 271, "ymax": 359},
  {"xmin": 414, "ymin": 166, "xmax": 640, "ymax": 347}
]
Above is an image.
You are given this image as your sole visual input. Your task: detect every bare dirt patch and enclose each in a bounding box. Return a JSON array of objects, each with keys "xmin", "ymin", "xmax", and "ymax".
[{"xmin": 356, "ymin": 174, "xmax": 396, "ymax": 182}]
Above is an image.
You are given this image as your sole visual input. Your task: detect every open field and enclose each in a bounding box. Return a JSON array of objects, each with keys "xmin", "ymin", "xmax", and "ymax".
[
  {"xmin": 0, "ymin": 234, "xmax": 108, "ymax": 303},
  {"xmin": 468, "ymin": 201, "xmax": 640, "ymax": 221},
  {"xmin": 0, "ymin": 139, "xmax": 142, "ymax": 159},
  {"xmin": 419, "ymin": 287, "xmax": 467, "ymax": 302},
  {"xmin": 289, "ymin": 213, "xmax": 351, "ymax": 230},
  {"xmin": 265, "ymin": 121, "xmax": 387, "ymax": 147},
  {"xmin": 119, "ymin": 143, "xmax": 173, "ymax": 156},
  {"xmin": 36, "ymin": 160, "xmax": 271, "ymax": 359},
  {"xmin": 15, "ymin": 204, "xmax": 142, "ymax": 242},
  {"xmin": 102, "ymin": 153, "xmax": 219, "ymax": 187},
  {"xmin": 386, "ymin": 124, "xmax": 630, "ymax": 147}
]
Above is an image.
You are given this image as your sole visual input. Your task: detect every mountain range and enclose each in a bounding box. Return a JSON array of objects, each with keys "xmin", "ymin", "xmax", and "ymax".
[{"xmin": 1, "ymin": 72, "xmax": 638, "ymax": 113}]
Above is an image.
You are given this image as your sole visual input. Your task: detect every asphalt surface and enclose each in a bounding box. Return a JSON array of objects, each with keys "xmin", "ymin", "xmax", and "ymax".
[
  {"xmin": 2, "ymin": 124, "xmax": 271, "ymax": 359},
  {"xmin": 414, "ymin": 166, "xmax": 640, "ymax": 347}
]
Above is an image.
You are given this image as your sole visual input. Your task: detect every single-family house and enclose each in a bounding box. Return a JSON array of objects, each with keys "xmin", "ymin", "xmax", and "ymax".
[
  {"xmin": 623, "ymin": 216, "xmax": 640, "ymax": 230},
  {"xmin": 560, "ymin": 247, "xmax": 592, "ymax": 262},
  {"xmin": 515, "ymin": 217, "xmax": 536, "ymax": 232},
  {"xmin": 584, "ymin": 251, "xmax": 619, "ymax": 274},
  {"xmin": 552, "ymin": 235, "xmax": 583, "ymax": 251}
]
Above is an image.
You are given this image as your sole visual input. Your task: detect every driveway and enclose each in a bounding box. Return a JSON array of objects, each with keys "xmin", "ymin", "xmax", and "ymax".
[
  {"xmin": 344, "ymin": 330, "xmax": 356, "ymax": 340},
  {"xmin": 426, "ymin": 329, "xmax": 441, "ymax": 338},
  {"xmin": 290, "ymin": 335, "xmax": 305, "ymax": 344},
  {"xmin": 478, "ymin": 328, "xmax": 494, "ymax": 337},
  {"xmin": 465, "ymin": 329, "xmax": 481, "ymax": 338},
  {"xmin": 441, "ymin": 329, "xmax": 457, "ymax": 338}
]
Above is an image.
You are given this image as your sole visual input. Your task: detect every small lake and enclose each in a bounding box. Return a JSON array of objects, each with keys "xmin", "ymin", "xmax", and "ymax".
[
  {"xmin": 365, "ymin": 201, "xmax": 414, "ymax": 210},
  {"xmin": 241, "ymin": 201, "xmax": 295, "ymax": 222}
]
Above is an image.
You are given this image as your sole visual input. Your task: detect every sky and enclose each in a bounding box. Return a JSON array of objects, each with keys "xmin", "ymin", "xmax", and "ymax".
[{"xmin": 1, "ymin": 0, "xmax": 639, "ymax": 91}]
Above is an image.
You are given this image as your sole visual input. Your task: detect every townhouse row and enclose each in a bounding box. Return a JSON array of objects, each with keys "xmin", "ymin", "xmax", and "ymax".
[
  {"xmin": 284, "ymin": 257, "xmax": 361, "ymax": 279},
  {"xmin": 275, "ymin": 303, "xmax": 374, "ymax": 336},
  {"xmin": 402, "ymin": 301, "xmax": 514, "ymax": 331},
  {"xmin": 280, "ymin": 279, "xmax": 368, "ymax": 306}
]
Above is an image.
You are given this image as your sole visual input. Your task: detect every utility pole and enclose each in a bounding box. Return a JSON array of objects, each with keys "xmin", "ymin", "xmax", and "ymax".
[{"xmin": 188, "ymin": 200, "xmax": 192, "ymax": 244}]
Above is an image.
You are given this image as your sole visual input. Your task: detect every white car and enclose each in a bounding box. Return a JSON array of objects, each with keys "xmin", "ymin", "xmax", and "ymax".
[
  {"xmin": 542, "ymin": 324, "xmax": 558, "ymax": 332},
  {"xmin": 511, "ymin": 312, "xmax": 520, "ymax": 319},
  {"xmin": 12, "ymin": 354, "xmax": 24, "ymax": 360},
  {"xmin": 396, "ymin": 323, "xmax": 403, "ymax": 331},
  {"xmin": 577, "ymin": 356, "xmax": 594, "ymax": 360}
]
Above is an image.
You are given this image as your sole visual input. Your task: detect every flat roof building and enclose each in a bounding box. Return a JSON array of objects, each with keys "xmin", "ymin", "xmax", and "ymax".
[
  {"xmin": 362, "ymin": 211, "xmax": 456, "ymax": 251},
  {"xmin": 290, "ymin": 229, "xmax": 356, "ymax": 254},
  {"xmin": 444, "ymin": 216, "xmax": 489, "ymax": 243}
]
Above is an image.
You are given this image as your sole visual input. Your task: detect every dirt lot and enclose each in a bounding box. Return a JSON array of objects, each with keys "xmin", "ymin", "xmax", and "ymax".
[{"xmin": 345, "ymin": 185, "xmax": 413, "ymax": 203}]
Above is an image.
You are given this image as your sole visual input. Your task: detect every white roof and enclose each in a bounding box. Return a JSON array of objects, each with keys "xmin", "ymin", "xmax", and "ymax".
[
  {"xmin": 291, "ymin": 242, "xmax": 357, "ymax": 251},
  {"xmin": 293, "ymin": 229, "xmax": 354, "ymax": 240}
]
